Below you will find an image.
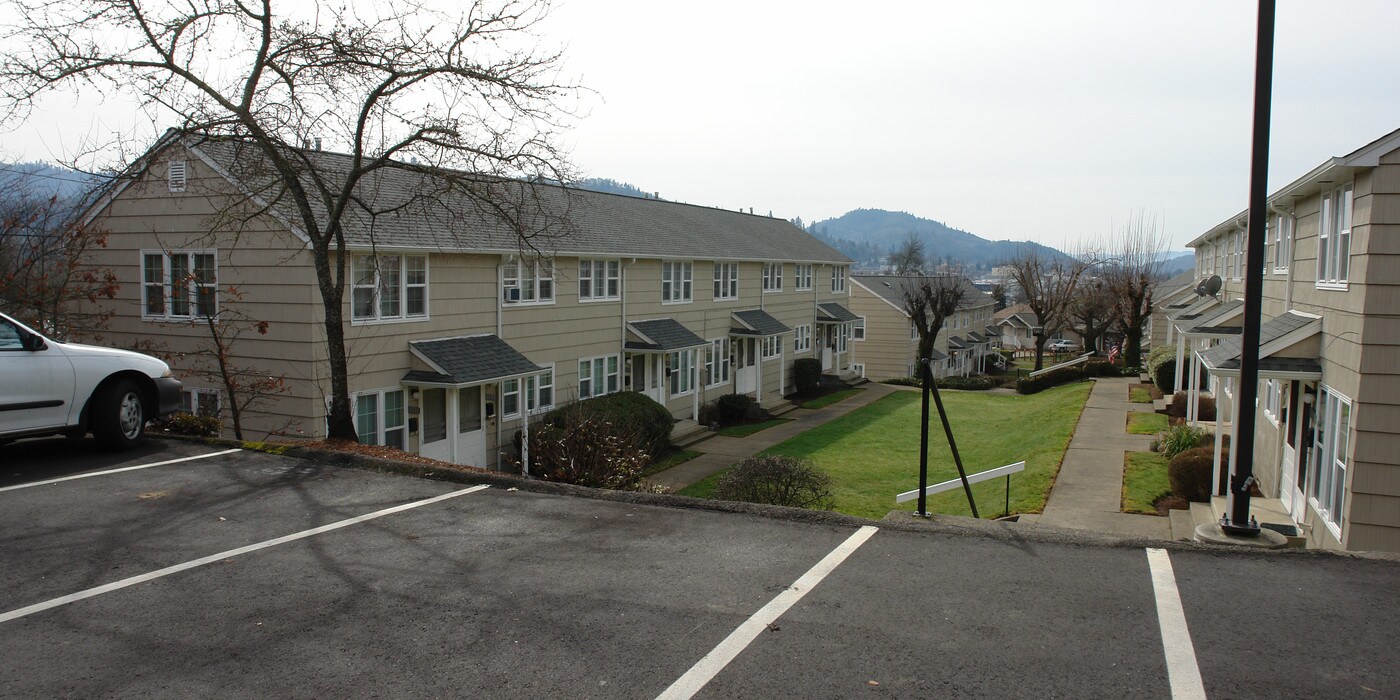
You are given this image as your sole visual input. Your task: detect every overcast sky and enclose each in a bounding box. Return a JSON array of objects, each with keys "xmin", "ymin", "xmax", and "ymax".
[{"xmin": 5, "ymin": 1, "xmax": 1399, "ymax": 251}]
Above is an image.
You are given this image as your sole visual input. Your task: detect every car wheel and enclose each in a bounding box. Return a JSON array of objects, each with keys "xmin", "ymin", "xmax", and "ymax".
[{"xmin": 92, "ymin": 379, "xmax": 145, "ymax": 451}]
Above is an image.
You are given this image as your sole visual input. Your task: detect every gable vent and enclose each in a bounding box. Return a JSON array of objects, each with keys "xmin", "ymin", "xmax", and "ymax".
[{"xmin": 168, "ymin": 160, "xmax": 187, "ymax": 193}]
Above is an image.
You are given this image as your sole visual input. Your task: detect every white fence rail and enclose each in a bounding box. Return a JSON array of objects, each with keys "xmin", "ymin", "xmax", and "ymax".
[
  {"xmin": 895, "ymin": 461, "xmax": 1026, "ymax": 503},
  {"xmin": 1028, "ymin": 352, "xmax": 1094, "ymax": 378}
]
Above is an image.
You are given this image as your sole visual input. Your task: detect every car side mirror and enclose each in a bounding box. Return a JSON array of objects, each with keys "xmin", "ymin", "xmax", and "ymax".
[{"xmin": 21, "ymin": 330, "xmax": 47, "ymax": 352}]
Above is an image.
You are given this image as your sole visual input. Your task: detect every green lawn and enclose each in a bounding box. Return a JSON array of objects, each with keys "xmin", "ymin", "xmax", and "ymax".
[
  {"xmin": 717, "ymin": 418, "xmax": 791, "ymax": 437},
  {"xmin": 800, "ymin": 388, "xmax": 864, "ymax": 409},
  {"xmin": 1123, "ymin": 451, "xmax": 1171, "ymax": 515},
  {"xmin": 1129, "ymin": 386, "xmax": 1153, "ymax": 403},
  {"xmin": 1127, "ymin": 411, "xmax": 1168, "ymax": 435},
  {"xmin": 643, "ymin": 448, "xmax": 701, "ymax": 477},
  {"xmin": 679, "ymin": 382, "xmax": 1092, "ymax": 519}
]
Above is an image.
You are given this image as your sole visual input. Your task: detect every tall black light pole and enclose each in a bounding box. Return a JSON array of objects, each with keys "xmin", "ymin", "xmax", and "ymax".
[
  {"xmin": 1223, "ymin": 0, "xmax": 1275, "ymax": 535},
  {"xmin": 918, "ymin": 358, "xmax": 932, "ymax": 516}
]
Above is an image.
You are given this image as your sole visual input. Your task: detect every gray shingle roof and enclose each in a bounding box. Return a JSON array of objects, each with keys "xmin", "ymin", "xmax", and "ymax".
[
  {"xmin": 1210, "ymin": 356, "xmax": 1322, "ymax": 375},
  {"xmin": 947, "ymin": 336, "xmax": 967, "ymax": 350},
  {"xmin": 189, "ymin": 137, "xmax": 849, "ymax": 263},
  {"xmin": 731, "ymin": 309, "xmax": 792, "ymax": 336},
  {"xmin": 408, "ymin": 335, "xmax": 542, "ymax": 385},
  {"xmin": 966, "ymin": 331, "xmax": 986, "ymax": 343},
  {"xmin": 1199, "ymin": 312, "xmax": 1319, "ymax": 369},
  {"xmin": 625, "ymin": 318, "xmax": 707, "ymax": 351},
  {"xmin": 984, "ymin": 325, "xmax": 998, "ymax": 337},
  {"xmin": 817, "ymin": 302, "xmax": 859, "ymax": 323},
  {"xmin": 927, "ymin": 348, "xmax": 948, "ymax": 361},
  {"xmin": 852, "ymin": 274, "xmax": 990, "ymax": 312}
]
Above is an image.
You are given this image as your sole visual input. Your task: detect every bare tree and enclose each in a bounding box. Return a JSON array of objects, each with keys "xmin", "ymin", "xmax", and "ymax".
[
  {"xmin": 1, "ymin": 1, "xmax": 580, "ymax": 440},
  {"xmin": 901, "ymin": 273, "xmax": 968, "ymax": 379},
  {"xmin": 1003, "ymin": 246, "xmax": 1091, "ymax": 370},
  {"xmin": 886, "ymin": 233, "xmax": 926, "ymax": 275},
  {"xmin": 1069, "ymin": 280, "xmax": 1118, "ymax": 355},
  {"xmin": 1104, "ymin": 211, "xmax": 1167, "ymax": 367},
  {"xmin": 186, "ymin": 286, "xmax": 289, "ymax": 441}
]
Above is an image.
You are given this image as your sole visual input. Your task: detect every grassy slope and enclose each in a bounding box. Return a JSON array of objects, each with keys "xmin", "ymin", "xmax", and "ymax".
[
  {"xmin": 681, "ymin": 382, "xmax": 1091, "ymax": 519},
  {"xmin": 1127, "ymin": 412, "xmax": 1168, "ymax": 435},
  {"xmin": 1123, "ymin": 451, "xmax": 1171, "ymax": 515}
]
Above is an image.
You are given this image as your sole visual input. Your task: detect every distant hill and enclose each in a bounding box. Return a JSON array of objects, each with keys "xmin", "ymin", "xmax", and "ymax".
[
  {"xmin": 803, "ymin": 209, "xmax": 1072, "ymax": 271},
  {"xmin": 1160, "ymin": 251, "xmax": 1195, "ymax": 277},
  {"xmin": 0, "ymin": 162, "xmax": 104, "ymax": 202},
  {"xmin": 573, "ymin": 178, "xmax": 662, "ymax": 200}
]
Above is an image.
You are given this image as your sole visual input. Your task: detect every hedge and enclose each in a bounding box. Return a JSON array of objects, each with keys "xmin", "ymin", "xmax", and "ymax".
[
  {"xmin": 1017, "ymin": 365, "xmax": 1087, "ymax": 394},
  {"xmin": 793, "ymin": 357, "xmax": 822, "ymax": 395},
  {"xmin": 541, "ymin": 391, "xmax": 673, "ymax": 456},
  {"xmin": 936, "ymin": 375, "xmax": 1000, "ymax": 391}
]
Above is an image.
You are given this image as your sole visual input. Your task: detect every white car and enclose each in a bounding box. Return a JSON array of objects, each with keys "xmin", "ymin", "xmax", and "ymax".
[
  {"xmin": 0, "ymin": 312, "xmax": 182, "ymax": 450},
  {"xmin": 1047, "ymin": 339, "xmax": 1081, "ymax": 352}
]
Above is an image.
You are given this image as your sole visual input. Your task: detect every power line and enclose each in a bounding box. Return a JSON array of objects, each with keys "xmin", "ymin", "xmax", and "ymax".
[{"xmin": 0, "ymin": 164, "xmax": 106, "ymax": 187}]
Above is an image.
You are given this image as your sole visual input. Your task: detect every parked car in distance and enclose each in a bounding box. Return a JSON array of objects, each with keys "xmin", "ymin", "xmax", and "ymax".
[
  {"xmin": 0, "ymin": 312, "xmax": 182, "ymax": 450},
  {"xmin": 1047, "ymin": 339, "xmax": 1081, "ymax": 352}
]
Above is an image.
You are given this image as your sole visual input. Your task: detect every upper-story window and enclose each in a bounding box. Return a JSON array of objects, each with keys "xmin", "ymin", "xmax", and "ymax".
[
  {"xmin": 1235, "ymin": 229, "xmax": 1245, "ymax": 280},
  {"xmin": 143, "ymin": 250, "xmax": 217, "ymax": 320},
  {"xmin": 579, "ymin": 259, "xmax": 620, "ymax": 301},
  {"xmin": 503, "ymin": 256, "xmax": 554, "ymax": 304},
  {"xmin": 352, "ymin": 254, "xmax": 428, "ymax": 322},
  {"xmin": 1213, "ymin": 240, "xmax": 1223, "ymax": 277},
  {"xmin": 762, "ymin": 263, "xmax": 783, "ymax": 292},
  {"xmin": 1272, "ymin": 213, "xmax": 1293, "ymax": 274},
  {"xmin": 1225, "ymin": 234, "xmax": 1237, "ymax": 280},
  {"xmin": 831, "ymin": 266, "xmax": 847, "ymax": 293},
  {"xmin": 713, "ymin": 263, "xmax": 738, "ymax": 300},
  {"xmin": 1317, "ymin": 183, "xmax": 1353, "ymax": 288},
  {"xmin": 795, "ymin": 264, "xmax": 813, "ymax": 291},
  {"xmin": 662, "ymin": 261, "xmax": 693, "ymax": 303}
]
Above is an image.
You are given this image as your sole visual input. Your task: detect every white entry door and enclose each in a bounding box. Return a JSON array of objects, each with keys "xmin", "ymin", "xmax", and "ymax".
[
  {"xmin": 735, "ymin": 338, "xmax": 757, "ymax": 394},
  {"xmin": 419, "ymin": 388, "xmax": 451, "ymax": 462},
  {"xmin": 455, "ymin": 386, "xmax": 486, "ymax": 467}
]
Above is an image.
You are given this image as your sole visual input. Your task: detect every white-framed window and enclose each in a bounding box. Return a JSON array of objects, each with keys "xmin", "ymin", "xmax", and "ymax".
[
  {"xmin": 853, "ymin": 316, "xmax": 866, "ymax": 341},
  {"xmin": 503, "ymin": 256, "xmax": 554, "ymax": 304},
  {"xmin": 662, "ymin": 261, "xmax": 693, "ymax": 303},
  {"xmin": 1311, "ymin": 385, "xmax": 1352, "ymax": 534},
  {"xmin": 180, "ymin": 388, "xmax": 221, "ymax": 419},
  {"xmin": 836, "ymin": 323, "xmax": 848, "ymax": 353},
  {"xmin": 831, "ymin": 266, "xmax": 847, "ymax": 293},
  {"xmin": 167, "ymin": 159, "xmax": 187, "ymax": 192},
  {"xmin": 713, "ymin": 262, "xmax": 738, "ymax": 300},
  {"xmin": 1272, "ymin": 213, "xmax": 1292, "ymax": 274},
  {"xmin": 352, "ymin": 388, "xmax": 406, "ymax": 450},
  {"xmin": 761, "ymin": 334, "xmax": 781, "ymax": 359},
  {"xmin": 1263, "ymin": 379, "xmax": 1285, "ymax": 425},
  {"xmin": 705, "ymin": 338, "xmax": 730, "ymax": 387},
  {"xmin": 578, "ymin": 354, "xmax": 620, "ymax": 399},
  {"xmin": 1225, "ymin": 235, "xmax": 1236, "ymax": 280},
  {"xmin": 142, "ymin": 250, "xmax": 218, "ymax": 320},
  {"xmin": 352, "ymin": 254, "xmax": 428, "ymax": 322},
  {"xmin": 795, "ymin": 264, "xmax": 813, "ymax": 291},
  {"xmin": 526, "ymin": 366, "xmax": 554, "ymax": 414},
  {"xmin": 1317, "ymin": 183, "xmax": 1353, "ymax": 288},
  {"xmin": 910, "ymin": 321, "xmax": 919, "ymax": 341},
  {"xmin": 501, "ymin": 378, "xmax": 521, "ymax": 418},
  {"xmin": 668, "ymin": 348, "xmax": 696, "ymax": 397},
  {"xmin": 851, "ymin": 362, "xmax": 866, "ymax": 379},
  {"xmin": 794, "ymin": 324, "xmax": 812, "ymax": 353},
  {"xmin": 762, "ymin": 262, "xmax": 783, "ymax": 292},
  {"xmin": 1233, "ymin": 229, "xmax": 1245, "ymax": 281},
  {"xmin": 579, "ymin": 259, "xmax": 620, "ymax": 301},
  {"xmin": 1214, "ymin": 240, "xmax": 1224, "ymax": 277}
]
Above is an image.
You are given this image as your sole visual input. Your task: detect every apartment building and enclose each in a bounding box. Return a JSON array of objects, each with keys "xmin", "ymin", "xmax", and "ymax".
[
  {"xmin": 848, "ymin": 274, "xmax": 996, "ymax": 381},
  {"xmin": 83, "ymin": 134, "xmax": 857, "ymax": 470}
]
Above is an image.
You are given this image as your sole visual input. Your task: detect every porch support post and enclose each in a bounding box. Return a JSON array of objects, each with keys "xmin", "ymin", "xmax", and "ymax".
[
  {"xmin": 1213, "ymin": 393, "xmax": 1226, "ymax": 496},
  {"xmin": 1175, "ymin": 332, "xmax": 1187, "ymax": 393}
]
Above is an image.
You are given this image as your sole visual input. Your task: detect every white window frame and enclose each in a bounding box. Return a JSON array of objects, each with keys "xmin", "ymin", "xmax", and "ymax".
[
  {"xmin": 1272, "ymin": 213, "xmax": 1292, "ymax": 274},
  {"xmin": 793, "ymin": 324, "xmax": 812, "ymax": 354},
  {"xmin": 831, "ymin": 266, "xmax": 847, "ymax": 293},
  {"xmin": 180, "ymin": 388, "xmax": 222, "ymax": 419},
  {"xmin": 705, "ymin": 338, "xmax": 731, "ymax": 387},
  {"xmin": 713, "ymin": 262, "xmax": 738, "ymax": 300},
  {"xmin": 1232, "ymin": 229, "xmax": 1244, "ymax": 282},
  {"xmin": 503, "ymin": 256, "xmax": 554, "ymax": 305},
  {"xmin": 352, "ymin": 254, "xmax": 429, "ymax": 323},
  {"xmin": 853, "ymin": 316, "xmax": 866, "ymax": 341},
  {"xmin": 662, "ymin": 261, "xmax": 693, "ymax": 304},
  {"xmin": 762, "ymin": 262, "xmax": 783, "ymax": 293},
  {"xmin": 578, "ymin": 259, "xmax": 620, "ymax": 302},
  {"xmin": 910, "ymin": 321, "xmax": 919, "ymax": 341},
  {"xmin": 761, "ymin": 334, "xmax": 781, "ymax": 360},
  {"xmin": 500, "ymin": 378, "xmax": 522, "ymax": 418},
  {"xmin": 668, "ymin": 348, "xmax": 696, "ymax": 397},
  {"xmin": 1310, "ymin": 385, "xmax": 1351, "ymax": 537},
  {"xmin": 1316, "ymin": 183, "xmax": 1353, "ymax": 289},
  {"xmin": 525, "ymin": 366, "xmax": 555, "ymax": 414},
  {"xmin": 1263, "ymin": 379, "xmax": 1283, "ymax": 425},
  {"xmin": 795, "ymin": 263, "xmax": 813, "ymax": 291},
  {"xmin": 351, "ymin": 387, "xmax": 407, "ymax": 450},
  {"xmin": 142, "ymin": 249, "xmax": 218, "ymax": 321},
  {"xmin": 578, "ymin": 354, "xmax": 621, "ymax": 399}
]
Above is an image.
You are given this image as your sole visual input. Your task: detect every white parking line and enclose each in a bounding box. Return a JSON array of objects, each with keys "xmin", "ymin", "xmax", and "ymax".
[
  {"xmin": 0, "ymin": 448, "xmax": 243, "ymax": 493},
  {"xmin": 0, "ymin": 484, "xmax": 489, "ymax": 625},
  {"xmin": 656, "ymin": 525, "xmax": 879, "ymax": 700},
  {"xmin": 1146, "ymin": 548, "xmax": 1207, "ymax": 700}
]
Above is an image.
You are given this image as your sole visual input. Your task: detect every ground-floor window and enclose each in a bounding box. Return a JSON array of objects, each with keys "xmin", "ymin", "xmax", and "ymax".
[
  {"xmin": 669, "ymin": 348, "xmax": 696, "ymax": 397},
  {"xmin": 501, "ymin": 378, "xmax": 521, "ymax": 418},
  {"xmin": 180, "ymin": 388, "xmax": 221, "ymax": 419},
  {"xmin": 794, "ymin": 324, "xmax": 812, "ymax": 354},
  {"xmin": 526, "ymin": 366, "xmax": 554, "ymax": 414},
  {"xmin": 353, "ymin": 388, "xmax": 406, "ymax": 449},
  {"xmin": 579, "ymin": 354, "xmax": 620, "ymax": 399},
  {"xmin": 705, "ymin": 338, "xmax": 730, "ymax": 386},
  {"xmin": 1311, "ymin": 385, "xmax": 1351, "ymax": 534},
  {"xmin": 761, "ymin": 334, "xmax": 781, "ymax": 360}
]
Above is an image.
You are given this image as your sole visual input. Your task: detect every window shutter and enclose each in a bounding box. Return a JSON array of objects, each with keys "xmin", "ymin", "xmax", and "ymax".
[{"xmin": 168, "ymin": 160, "xmax": 187, "ymax": 192}]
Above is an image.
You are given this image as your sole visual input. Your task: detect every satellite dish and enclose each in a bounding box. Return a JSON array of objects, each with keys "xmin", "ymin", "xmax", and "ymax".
[
  {"xmin": 1195, "ymin": 280, "xmax": 1208, "ymax": 297},
  {"xmin": 1204, "ymin": 275, "xmax": 1223, "ymax": 297}
]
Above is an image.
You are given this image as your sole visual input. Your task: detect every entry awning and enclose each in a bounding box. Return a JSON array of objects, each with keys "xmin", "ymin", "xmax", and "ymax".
[
  {"xmin": 1177, "ymin": 299, "xmax": 1244, "ymax": 335},
  {"xmin": 947, "ymin": 336, "xmax": 967, "ymax": 350},
  {"xmin": 625, "ymin": 318, "xmax": 708, "ymax": 352},
  {"xmin": 731, "ymin": 309, "xmax": 792, "ymax": 336},
  {"xmin": 405, "ymin": 334, "xmax": 543, "ymax": 386},
  {"xmin": 966, "ymin": 331, "xmax": 986, "ymax": 344},
  {"xmin": 1197, "ymin": 311, "xmax": 1322, "ymax": 378},
  {"xmin": 816, "ymin": 302, "xmax": 859, "ymax": 324}
]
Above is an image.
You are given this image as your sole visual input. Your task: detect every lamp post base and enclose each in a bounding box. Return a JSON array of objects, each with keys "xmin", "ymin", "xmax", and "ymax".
[{"xmin": 1194, "ymin": 522, "xmax": 1288, "ymax": 549}]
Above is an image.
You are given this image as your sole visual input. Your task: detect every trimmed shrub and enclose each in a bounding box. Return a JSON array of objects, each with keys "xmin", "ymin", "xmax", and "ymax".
[
  {"xmin": 1168, "ymin": 447, "xmax": 1217, "ymax": 503},
  {"xmin": 1153, "ymin": 358, "xmax": 1176, "ymax": 394},
  {"xmin": 716, "ymin": 393, "xmax": 757, "ymax": 426},
  {"xmin": 542, "ymin": 391, "xmax": 673, "ymax": 456},
  {"xmin": 520, "ymin": 417, "xmax": 648, "ymax": 490},
  {"xmin": 713, "ymin": 455, "xmax": 835, "ymax": 510},
  {"xmin": 1145, "ymin": 345, "xmax": 1175, "ymax": 374},
  {"xmin": 937, "ymin": 375, "xmax": 999, "ymax": 390},
  {"xmin": 1084, "ymin": 360, "xmax": 1124, "ymax": 378},
  {"xmin": 793, "ymin": 357, "xmax": 822, "ymax": 395},
  {"xmin": 151, "ymin": 413, "xmax": 221, "ymax": 437},
  {"xmin": 1160, "ymin": 425, "xmax": 1212, "ymax": 459},
  {"xmin": 881, "ymin": 377, "xmax": 920, "ymax": 387},
  {"xmin": 1167, "ymin": 393, "xmax": 1216, "ymax": 421},
  {"xmin": 1017, "ymin": 366, "xmax": 1086, "ymax": 394}
]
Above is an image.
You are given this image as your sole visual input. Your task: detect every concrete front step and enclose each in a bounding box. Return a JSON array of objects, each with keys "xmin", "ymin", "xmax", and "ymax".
[{"xmin": 1168, "ymin": 508, "xmax": 1196, "ymax": 541}]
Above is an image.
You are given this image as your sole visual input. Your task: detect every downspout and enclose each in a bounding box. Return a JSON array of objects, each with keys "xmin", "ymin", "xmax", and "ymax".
[{"xmin": 496, "ymin": 259, "xmax": 503, "ymax": 469}]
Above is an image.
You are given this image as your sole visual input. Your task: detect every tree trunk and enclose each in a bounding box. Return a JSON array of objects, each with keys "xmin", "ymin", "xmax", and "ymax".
[
  {"xmin": 312, "ymin": 243, "xmax": 358, "ymax": 441},
  {"xmin": 1124, "ymin": 325, "xmax": 1144, "ymax": 368}
]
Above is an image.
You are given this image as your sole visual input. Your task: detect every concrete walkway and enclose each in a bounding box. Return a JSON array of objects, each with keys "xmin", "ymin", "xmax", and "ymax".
[
  {"xmin": 1024, "ymin": 376, "xmax": 1171, "ymax": 539},
  {"xmin": 649, "ymin": 382, "xmax": 899, "ymax": 491}
]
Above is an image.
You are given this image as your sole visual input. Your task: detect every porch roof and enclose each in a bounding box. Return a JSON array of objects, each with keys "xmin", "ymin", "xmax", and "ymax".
[
  {"xmin": 406, "ymin": 334, "xmax": 543, "ymax": 386},
  {"xmin": 625, "ymin": 318, "xmax": 708, "ymax": 352},
  {"xmin": 966, "ymin": 331, "xmax": 986, "ymax": 343},
  {"xmin": 1198, "ymin": 311, "xmax": 1322, "ymax": 375},
  {"xmin": 731, "ymin": 309, "xmax": 791, "ymax": 336},
  {"xmin": 947, "ymin": 336, "xmax": 967, "ymax": 350},
  {"xmin": 816, "ymin": 302, "xmax": 859, "ymax": 324},
  {"xmin": 1178, "ymin": 299, "xmax": 1243, "ymax": 334}
]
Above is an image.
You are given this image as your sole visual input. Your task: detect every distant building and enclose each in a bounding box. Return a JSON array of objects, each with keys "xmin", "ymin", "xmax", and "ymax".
[{"xmin": 848, "ymin": 274, "xmax": 997, "ymax": 381}]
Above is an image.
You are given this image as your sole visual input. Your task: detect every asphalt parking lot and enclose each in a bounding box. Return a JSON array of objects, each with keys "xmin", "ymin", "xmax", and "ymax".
[{"xmin": 2, "ymin": 438, "xmax": 1398, "ymax": 698}]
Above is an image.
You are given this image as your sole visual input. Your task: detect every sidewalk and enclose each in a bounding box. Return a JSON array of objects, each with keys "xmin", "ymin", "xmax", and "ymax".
[
  {"xmin": 1023, "ymin": 376, "xmax": 1171, "ymax": 539},
  {"xmin": 648, "ymin": 382, "xmax": 899, "ymax": 491}
]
